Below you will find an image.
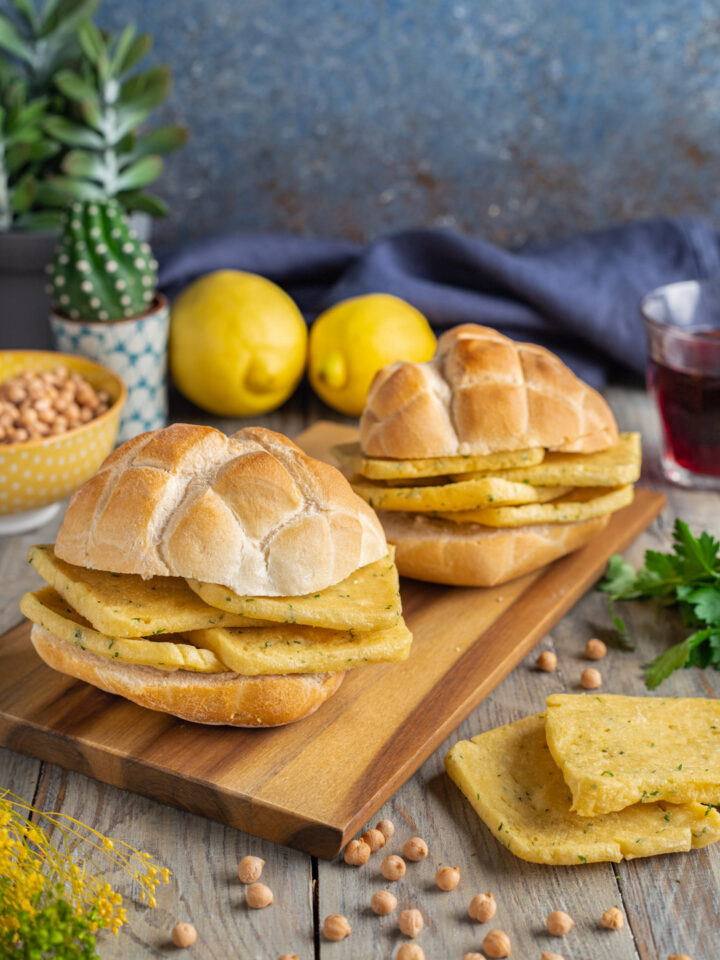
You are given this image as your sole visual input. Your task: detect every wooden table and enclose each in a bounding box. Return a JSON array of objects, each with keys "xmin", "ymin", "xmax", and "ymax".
[{"xmin": 2, "ymin": 384, "xmax": 718, "ymax": 960}]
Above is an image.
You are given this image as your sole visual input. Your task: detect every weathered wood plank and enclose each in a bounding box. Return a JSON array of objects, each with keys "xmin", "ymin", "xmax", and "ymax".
[{"xmin": 30, "ymin": 762, "xmax": 315, "ymax": 960}]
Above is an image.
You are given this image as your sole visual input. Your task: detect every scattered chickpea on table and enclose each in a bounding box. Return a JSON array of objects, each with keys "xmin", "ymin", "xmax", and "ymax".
[
  {"xmin": 0, "ymin": 366, "xmax": 111, "ymax": 443},
  {"xmin": 600, "ymin": 906, "xmax": 624, "ymax": 929},
  {"xmin": 468, "ymin": 892, "xmax": 497, "ymax": 922},
  {"xmin": 402, "ymin": 836, "xmax": 429, "ymax": 861},
  {"xmin": 398, "ymin": 907, "xmax": 424, "ymax": 938},
  {"xmin": 546, "ymin": 909, "xmax": 574, "ymax": 936}
]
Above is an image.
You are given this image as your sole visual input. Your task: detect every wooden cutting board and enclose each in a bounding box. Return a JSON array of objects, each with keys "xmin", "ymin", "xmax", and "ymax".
[{"xmin": 0, "ymin": 422, "xmax": 665, "ymax": 858}]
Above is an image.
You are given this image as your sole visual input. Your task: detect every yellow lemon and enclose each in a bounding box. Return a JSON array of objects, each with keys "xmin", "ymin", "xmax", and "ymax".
[
  {"xmin": 170, "ymin": 270, "xmax": 307, "ymax": 417},
  {"xmin": 309, "ymin": 293, "xmax": 436, "ymax": 416}
]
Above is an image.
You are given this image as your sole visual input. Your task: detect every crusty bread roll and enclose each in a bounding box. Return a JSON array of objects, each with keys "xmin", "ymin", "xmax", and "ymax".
[
  {"xmin": 31, "ymin": 625, "xmax": 344, "ymax": 726},
  {"xmin": 55, "ymin": 423, "xmax": 386, "ymax": 596},
  {"xmin": 360, "ymin": 325, "xmax": 618, "ymax": 459},
  {"xmin": 378, "ymin": 511, "xmax": 609, "ymax": 586}
]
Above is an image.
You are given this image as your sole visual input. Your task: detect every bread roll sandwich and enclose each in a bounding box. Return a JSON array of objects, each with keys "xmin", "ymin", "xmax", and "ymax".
[
  {"xmin": 20, "ymin": 424, "xmax": 411, "ymax": 726},
  {"xmin": 334, "ymin": 324, "xmax": 641, "ymax": 587}
]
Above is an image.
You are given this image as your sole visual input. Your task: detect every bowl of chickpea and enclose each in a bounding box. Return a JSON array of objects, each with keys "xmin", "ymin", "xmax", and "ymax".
[{"xmin": 0, "ymin": 351, "xmax": 126, "ymax": 533}]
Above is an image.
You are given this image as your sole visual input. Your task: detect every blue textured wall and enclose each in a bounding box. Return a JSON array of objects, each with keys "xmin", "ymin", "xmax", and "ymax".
[{"xmin": 99, "ymin": 1, "xmax": 720, "ymax": 248}]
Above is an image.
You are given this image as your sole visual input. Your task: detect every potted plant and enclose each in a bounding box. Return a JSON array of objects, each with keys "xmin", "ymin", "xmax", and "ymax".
[
  {"xmin": 48, "ymin": 197, "xmax": 169, "ymax": 442},
  {"xmin": 0, "ymin": 2, "xmax": 186, "ymax": 347}
]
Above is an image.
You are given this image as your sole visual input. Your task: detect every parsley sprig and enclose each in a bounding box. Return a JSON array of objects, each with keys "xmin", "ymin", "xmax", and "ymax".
[{"xmin": 599, "ymin": 520, "xmax": 720, "ymax": 689}]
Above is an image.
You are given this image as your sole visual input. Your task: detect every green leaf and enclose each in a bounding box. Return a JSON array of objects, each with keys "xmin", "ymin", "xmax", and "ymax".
[
  {"xmin": 43, "ymin": 173, "xmax": 104, "ymax": 199},
  {"xmin": 13, "ymin": 207, "xmax": 64, "ymax": 230},
  {"xmin": 644, "ymin": 628, "xmax": 712, "ymax": 690},
  {"xmin": 115, "ymin": 154, "xmax": 162, "ymax": 191},
  {"xmin": 54, "ymin": 69, "xmax": 98, "ymax": 103},
  {"xmin": 113, "ymin": 104, "xmax": 151, "ymax": 141},
  {"xmin": 125, "ymin": 124, "xmax": 187, "ymax": 162},
  {"xmin": 120, "ymin": 65, "xmax": 171, "ymax": 112},
  {"xmin": 117, "ymin": 32, "xmax": 152, "ymax": 75},
  {"xmin": 599, "ymin": 554, "xmax": 638, "ymax": 598},
  {"xmin": 9, "ymin": 0, "xmax": 39, "ymax": 30},
  {"xmin": 673, "ymin": 519, "xmax": 720, "ymax": 580},
  {"xmin": 110, "ymin": 24, "xmax": 136, "ymax": 77},
  {"xmin": 41, "ymin": 0, "xmax": 99, "ymax": 39},
  {"xmin": 681, "ymin": 586, "xmax": 720, "ymax": 626},
  {"xmin": 10, "ymin": 171, "xmax": 36, "ymax": 211},
  {"xmin": 43, "ymin": 115, "xmax": 103, "ymax": 148},
  {"xmin": 608, "ymin": 598, "xmax": 635, "ymax": 651},
  {"xmin": 119, "ymin": 188, "xmax": 168, "ymax": 217},
  {"xmin": 60, "ymin": 147, "xmax": 105, "ymax": 180},
  {"xmin": 76, "ymin": 18, "xmax": 104, "ymax": 64},
  {"xmin": 0, "ymin": 13, "xmax": 34, "ymax": 62}
]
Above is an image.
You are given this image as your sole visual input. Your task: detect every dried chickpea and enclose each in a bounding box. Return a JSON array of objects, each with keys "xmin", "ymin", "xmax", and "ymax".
[
  {"xmin": 536, "ymin": 650, "xmax": 557, "ymax": 672},
  {"xmin": 482, "ymin": 929, "xmax": 511, "ymax": 958},
  {"xmin": 668, "ymin": 955, "xmax": 693, "ymax": 960},
  {"xmin": 546, "ymin": 910, "xmax": 574, "ymax": 936},
  {"xmin": 376, "ymin": 818, "xmax": 395, "ymax": 840},
  {"xmin": 238, "ymin": 855, "xmax": 264, "ymax": 883},
  {"xmin": 381, "ymin": 854, "xmax": 406, "ymax": 881},
  {"xmin": 468, "ymin": 892, "xmax": 497, "ymax": 923},
  {"xmin": 600, "ymin": 906, "xmax": 624, "ymax": 930},
  {"xmin": 462, "ymin": 954, "xmax": 487, "ymax": 960},
  {"xmin": 541, "ymin": 954, "xmax": 565, "ymax": 960},
  {"xmin": 344, "ymin": 838, "xmax": 371, "ymax": 866},
  {"xmin": 585, "ymin": 637, "xmax": 607, "ymax": 659},
  {"xmin": 402, "ymin": 837, "xmax": 428, "ymax": 861},
  {"xmin": 277, "ymin": 956, "xmax": 300, "ymax": 960},
  {"xmin": 581, "ymin": 667, "xmax": 602, "ymax": 689},
  {"xmin": 398, "ymin": 908, "xmax": 424, "ymax": 938},
  {"xmin": 435, "ymin": 865, "xmax": 460, "ymax": 890},
  {"xmin": 0, "ymin": 365, "xmax": 111, "ymax": 444},
  {"xmin": 371, "ymin": 890, "xmax": 397, "ymax": 915},
  {"xmin": 323, "ymin": 914, "xmax": 351, "ymax": 941},
  {"xmin": 171, "ymin": 921, "xmax": 197, "ymax": 948},
  {"xmin": 396, "ymin": 945, "xmax": 425, "ymax": 960},
  {"xmin": 246, "ymin": 882, "xmax": 273, "ymax": 908},
  {"xmin": 362, "ymin": 828, "xmax": 386, "ymax": 852}
]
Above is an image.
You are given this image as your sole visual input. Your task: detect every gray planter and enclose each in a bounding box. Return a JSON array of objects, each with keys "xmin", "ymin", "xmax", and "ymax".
[
  {"xmin": 0, "ymin": 231, "xmax": 57, "ymax": 350},
  {"xmin": 0, "ymin": 212, "xmax": 153, "ymax": 351}
]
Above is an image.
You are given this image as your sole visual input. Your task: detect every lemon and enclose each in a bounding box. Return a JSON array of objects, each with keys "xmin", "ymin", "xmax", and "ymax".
[
  {"xmin": 170, "ymin": 270, "xmax": 307, "ymax": 417},
  {"xmin": 308, "ymin": 294, "xmax": 436, "ymax": 416}
]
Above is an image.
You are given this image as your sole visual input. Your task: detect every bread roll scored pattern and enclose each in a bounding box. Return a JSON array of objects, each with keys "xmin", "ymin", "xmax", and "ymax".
[
  {"xmin": 360, "ymin": 325, "xmax": 618, "ymax": 459},
  {"xmin": 54, "ymin": 424, "xmax": 388, "ymax": 597}
]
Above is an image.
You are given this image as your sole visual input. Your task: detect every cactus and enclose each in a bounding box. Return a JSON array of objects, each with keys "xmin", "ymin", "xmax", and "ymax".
[{"xmin": 49, "ymin": 197, "xmax": 158, "ymax": 321}]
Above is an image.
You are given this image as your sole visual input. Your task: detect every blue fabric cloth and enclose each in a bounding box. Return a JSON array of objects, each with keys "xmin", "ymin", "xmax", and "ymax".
[{"xmin": 158, "ymin": 218, "xmax": 720, "ymax": 387}]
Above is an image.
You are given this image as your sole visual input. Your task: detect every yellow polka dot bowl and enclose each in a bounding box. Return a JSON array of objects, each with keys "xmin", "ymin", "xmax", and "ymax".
[{"xmin": 0, "ymin": 351, "xmax": 126, "ymax": 532}]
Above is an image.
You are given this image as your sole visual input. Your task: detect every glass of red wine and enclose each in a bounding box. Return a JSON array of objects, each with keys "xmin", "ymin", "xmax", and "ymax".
[{"xmin": 642, "ymin": 279, "xmax": 720, "ymax": 489}]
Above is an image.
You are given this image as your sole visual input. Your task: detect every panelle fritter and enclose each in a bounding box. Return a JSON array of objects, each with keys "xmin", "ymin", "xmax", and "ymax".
[{"xmin": 445, "ymin": 713, "xmax": 720, "ymax": 865}]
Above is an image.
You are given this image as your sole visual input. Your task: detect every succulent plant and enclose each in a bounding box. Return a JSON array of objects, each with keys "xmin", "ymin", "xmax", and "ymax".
[
  {"xmin": 44, "ymin": 20, "xmax": 187, "ymax": 217},
  {"xmin": 49, "ymin": 197, "xmax": 158, "ymax": 320},
  {"xmin": 0, "ymin": 59, "xmax": 60, "ymax": 230},
  {"xmin": 0, "ymin": 0, "xmax": 98, "ymax": 93}
]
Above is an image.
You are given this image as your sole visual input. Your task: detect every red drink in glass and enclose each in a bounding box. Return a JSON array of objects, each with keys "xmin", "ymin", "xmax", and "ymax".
[{"xmin": 642, "ymin": 281, "xmax": 720, "ymax": 489}]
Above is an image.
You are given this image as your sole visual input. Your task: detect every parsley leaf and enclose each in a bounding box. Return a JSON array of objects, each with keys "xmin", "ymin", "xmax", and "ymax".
[{"xmin": 599, "ymin": 520, "xmax": 720, "ymax": 688}]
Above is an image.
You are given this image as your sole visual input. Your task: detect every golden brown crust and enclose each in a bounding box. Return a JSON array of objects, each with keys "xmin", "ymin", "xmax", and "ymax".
[
  {"xmin": 360, "ymin": 325, "xmax": 618, "ymax": 459},
  {"xmin": 30, "ymin": 625, "xmax": 344, "ymax": 727},
  {"xmin": 54, "ymin": 424, "xmax": 387, "ymax": 596},
  {"xmin": 377, "ymin": 511, "xmax": 609, "ymax": 586}
]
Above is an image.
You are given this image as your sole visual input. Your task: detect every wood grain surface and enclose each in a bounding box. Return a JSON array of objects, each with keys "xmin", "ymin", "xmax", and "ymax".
[
  {"xmin": 1, "ymin": 385, "xmax": 717, "ymax": 958},
  {"xmin": 0, "ymin": 421, "xmax": 663, "ymax": 861}
]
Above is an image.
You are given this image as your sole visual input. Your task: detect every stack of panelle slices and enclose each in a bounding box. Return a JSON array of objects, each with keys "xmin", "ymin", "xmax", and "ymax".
[
  {"xmin": 335, "ymin": 324, "xmax": 642, "ymax": 586},
  {"xmin": 447, "ymin": 695, "xmax": 720, "ymax": 865}
]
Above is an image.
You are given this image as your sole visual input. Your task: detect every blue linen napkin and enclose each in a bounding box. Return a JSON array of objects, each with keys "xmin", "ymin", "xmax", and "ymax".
[{"xmin": 159, "ymin": 218, "xmax": 720, "ymax": 387}]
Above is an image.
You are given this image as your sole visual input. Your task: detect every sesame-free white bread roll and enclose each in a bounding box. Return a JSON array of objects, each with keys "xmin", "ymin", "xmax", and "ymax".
[
  {"xmin": 378, "ymin": 511, "xmax": 609, "ymax": 587},
  {"xmin": 30, "ymin": 625, "xmax": 344, "ymax": 727},
  {"xmin": 360, "ymin": 325, "xmax": 618, "ymax": 459},
  {"xmin": 55, "ymin": 424, "xmax": 387, "ymax": 596}
]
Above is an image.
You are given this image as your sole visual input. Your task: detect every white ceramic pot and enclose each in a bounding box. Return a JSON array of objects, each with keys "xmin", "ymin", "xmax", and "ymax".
[{"xmin": 50, "ymin": 295, "xmax": 169, "ymax": 443}]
